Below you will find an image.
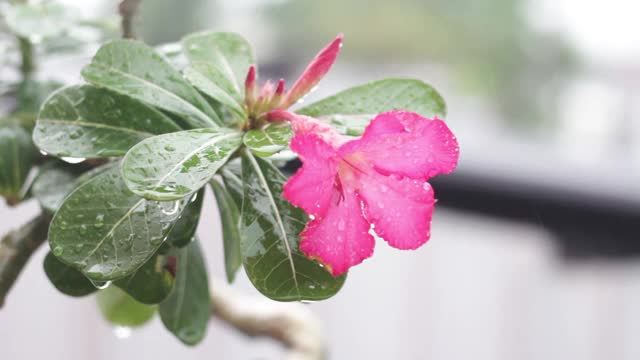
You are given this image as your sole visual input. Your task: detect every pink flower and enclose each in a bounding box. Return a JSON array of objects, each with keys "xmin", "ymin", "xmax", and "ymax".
[
  {"xmin": 244, "ymin": 34, "xmax": 343, "ymax": 118},
  {"xmin": 279, "ymin": 110, "xmax": 460, "ymax": 276}
]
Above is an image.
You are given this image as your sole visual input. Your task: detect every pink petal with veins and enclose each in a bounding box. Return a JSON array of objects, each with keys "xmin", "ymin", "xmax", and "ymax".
[
  {"xmin": 357, "ymin": 171, "xmax": 435, "ymax": 249},
  {"xmin": 281, "ymin": 34, "xmax": 343, "ymax": 109},
  {"xmin": 300, "ymin": 187, "xmax": 374, "ymax": 276},
  {"xmin": 283, "ymin": 134, "xmax": 338, "ymax": 218},
  {"xmin": 340, "ymin": 111, "xmax": 459, "ymax": 180}
]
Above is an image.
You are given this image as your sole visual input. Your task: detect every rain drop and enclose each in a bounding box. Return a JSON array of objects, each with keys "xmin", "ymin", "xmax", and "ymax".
[
  {"xmin": 94, "ymin": 214, "xmax": 105, "ymax": 228},
  {"xmin": 61, "ymin": 157, "xmax": 86, "ymax": 164},
  {"xmin": 89, "ymin": 279, "xmax": 112, "ymax": 289},
  {"xmin": 113, "ymin": 326, "xmax": 132, "ymax": 339},
  {"xmin": 160, "ymin": 201, "xmax": 180, "ymax": 215},
  {"xmin": 52, "ymin": 246, "xmax": 64, "ymax": 256}
]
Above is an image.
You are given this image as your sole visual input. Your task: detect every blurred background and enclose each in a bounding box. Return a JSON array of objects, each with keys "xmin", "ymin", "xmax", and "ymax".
[{"xmin": 2, "ymin": 0, "xmax": 640, "ymax": 359}]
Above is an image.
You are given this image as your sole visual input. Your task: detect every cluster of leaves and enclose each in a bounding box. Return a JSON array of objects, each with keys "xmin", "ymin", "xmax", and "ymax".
[{"xmin": 2, "ymin": 5, "xmax": 446, "ymax": 343}]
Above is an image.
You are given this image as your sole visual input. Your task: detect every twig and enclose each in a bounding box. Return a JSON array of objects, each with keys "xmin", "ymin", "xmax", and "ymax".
[
  {"xmin": 210, "ymin": 279, "xmax": 326, "ymax": 360},
  {"xmin": 0, "ymin": 214, "xmax": 50, "ymax": 308},
  {"xmin": 118, "ymin": 0, "xmax": 142, "ymax": 39},
  {"xmin": 17, "ymin": 37, "xmax": 34, "ymax": 77}
]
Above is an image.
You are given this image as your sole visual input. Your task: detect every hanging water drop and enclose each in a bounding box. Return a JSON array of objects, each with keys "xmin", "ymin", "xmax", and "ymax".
[
  {"xmin": 113, "ymin": 326, "xmax": 132, "ymax": 339},
  {"xmin": 89, "ymin": 279, "xmax": 112, "ymax": 290},
  {"xmin": 61, "ymin": 156, "xmax": 86, "ymax": 164}
]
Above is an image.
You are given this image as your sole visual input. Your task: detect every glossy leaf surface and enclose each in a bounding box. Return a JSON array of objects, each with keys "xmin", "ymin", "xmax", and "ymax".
[
  {"xmin": 81, "ymin": 40, "xmax": 221, "ymax": 128},
  {"xmin": 183, "ymin": 64, "xmax": 245, "ymax": 116},
  {"xmin": 34, "ymin": 85, "xmax": 180, "ymax": 158},
  {"xmin": 0, "ymin": 122, "xmax": 37, "ymax": 199},
  {"xmin": 240, "ymin": 151, "xmax": 345, "ymax": 301},
  {"xmin": 49, "ymin": 165, "xmax": 188, "ymax": 281},
  {"xmin": 115, "ymin": 252, "xmax": 175, "ymax": 304},
  {"xmin": 31, "ymin": 163, "xmax": 83, "ymax": 213},
  {"xmin": 166, "ymin": 190, "xmax": 204, "ymax": 248},
  {"xmin": 160, "ymin": 240, "xmax": 210, "ymax": 346},
  {"xmin": 210, "ymin": 180, "xmax": 242, "ymax": 283},
  {"xmin": 122, "ymin": 128, "xmax": 242, "ymax": 200},
  {"xmin": 43, "ymin": 252, "xmax": 96, "ymax": 297},
  {"xmin": 297, "ymin": 78, "xmax": 446, "ymax": 135},
  {"xmin": 182, "ymin": 32, "xmax": 254, "ymax": 97},
  {"xmin": 243, "ymin": 123, "xmax": 293, "ymax": 157}
]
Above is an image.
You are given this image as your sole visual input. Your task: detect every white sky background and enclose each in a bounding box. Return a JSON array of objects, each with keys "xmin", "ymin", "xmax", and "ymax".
[{"xmin": 528, "ymin": 0, "xmax": 640, "ymax": 66}]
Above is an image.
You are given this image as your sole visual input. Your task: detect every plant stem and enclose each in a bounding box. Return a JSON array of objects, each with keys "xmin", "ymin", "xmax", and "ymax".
[
  {"xmin": 17, "ymin": 37, "xmax": 34, "ymax": 77},
  {"xmin": 210, "ymin": 279, "xmax": 326, "ymax": 360},
  {"xmin": 118, "ymin": 0, "xmax": 142, "ymax": 39},
  {"xmin": 0, "ymin": 214, "xmax": 50, "ymax": 308}
]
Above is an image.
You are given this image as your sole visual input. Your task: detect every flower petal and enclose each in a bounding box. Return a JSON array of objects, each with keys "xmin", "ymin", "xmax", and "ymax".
[
  {"xmin": 300, "ymin": 187, "xmax": 374, "ymax": 276},
  {"xmin": 358, "ymin": 171, "xmax": 435, "ymax": 250},
  {"xmin": 281, "ymin": 34, "xmax": 343, "ymax": 108},
  {"xmin": 283, "ymin": 134, "xmax": 338, "ymax": 218},
  {"xmin": 340, "ymin": 111, "xmax": 459, "ymax": 179}
]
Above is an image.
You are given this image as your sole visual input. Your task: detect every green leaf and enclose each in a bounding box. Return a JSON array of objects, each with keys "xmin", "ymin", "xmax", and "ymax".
[
  {"xmin": 0, "ymin": 122, "xmax": 37, "ymax": 200},
  {"xmin": 166, "ymin": 190, "xmax": 204, "ymax": 248},
  {"xmin": 220, "ymin": 161, "xmax": 243, "ymax": 208},
  {"xmin": 297, "ymin": 78, "xmax": 447, "ymax": 135},
  {"xmin": 34, "ymin": 85, "xmax": 181, "ymax": 158},
  {"xmin": 97, "ymin": 286, "xmax": 156, "ymax": 327},
  {"xmin": 49, "ymin": 165, "xmax": 189, "ymax": 281},
  {"xmin": 243, "ymin": 123, "xmax": 293, "ymax": 157},
  {"xmin": 183, "ymin": 64, "xmax": 245, "ymax": 117},
  {"xmin": 160, "ymin": 240, "xmax": 210, "ymax": 346},
  {"xmin": 122, "ymin": 128, "xmax": 242, "ymax": 200},
  {"xmin": 81, "ymin": 40, "xmax": 221, "ymax": 129},
  {"xmin": 181, "ymin": 32, "xmax": 254, "ymax": 97},
  {"xmin": 115, "ymin": 252, "xmax": 175, "ymax": 305},
  {"xmin": 15, "ymin": 79, "xmax": 63, "ymax": 122},
  {"xmin": 240, "ymin": 150, "xmax": 345, "ymax": 301},
  {"xmin": 31, "ymin": 163, "xmax": 83, "ymax": 213},
  {"xmin": 43, "ymin": 251, "xmax": 96, "ymax": 297},
  {"xmin": 210, "ymin": 180, "xmax": 242, "ymax": 283}
]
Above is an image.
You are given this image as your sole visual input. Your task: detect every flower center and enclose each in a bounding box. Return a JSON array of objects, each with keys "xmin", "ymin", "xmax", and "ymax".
[{"xmin": 336, "ymin": 152, "xmax": 368, "ymax": 190}]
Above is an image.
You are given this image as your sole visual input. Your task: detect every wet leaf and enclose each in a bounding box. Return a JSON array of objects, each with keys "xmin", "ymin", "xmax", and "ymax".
[
  {"xmin": 240, "ymin": 150, "xmax": 345, "ymax": 301},
  {"xmin": 243, "ymin": 123, "xmax": 293, "ymax": 157},
  {"xmin": 160, "ymin": 240, "xmax": 210, "ymax": 346},
  {"xmin": 49, "ymin": 165, "xmax": 189, "ymax": 281},
  {"xmin": 122, "ymin": 128, "xmax": 242, "ymax": 200},
  {"xmin": 297, "ymin": 78, "xmax": 446, "ymax": 135},
  {"xmin": 115, "ymin": 252, "xmax": 175, "ymax": 304},
  {"xmin": 182, "ymin": 32, "xmax": 254, "ymax": 98},
  {"xmin": 166, "ymin": 190, "xmax": 204, "ymax": 248},
  {"xmin": 43, "ymin": 252, "xmax": 96, "ymax": 297},
  {"xmin": 210, "ymin": 180, "xmax": 242, "ymax": 283},
  {"xmin": 31, "ymin": 163, "xmax": 84, "ymax": 214},
  {"xmin": 0, "ymin": 122, "xmax": 37, "ymax": 200},
  {"xmin": 97, "ymin": 286, "xmax": 156, "ymax": 327},
  {"xmin": 35, "ymin": 85, "xmax": 181, "ymax": 158},
  {"xmin": 81, "ymin": 40, "xmax": 221, "ymax": 128},
  {"xmin": 183, "ymin": 64, "xmax": 245, "ymax": 116},
  {"xmin": 220, "ymin": 161, "xmax": 243, "ymax": 209}
]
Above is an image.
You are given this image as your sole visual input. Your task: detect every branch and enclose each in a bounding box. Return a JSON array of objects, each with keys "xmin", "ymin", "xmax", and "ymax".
[
  {"xmin": 210, "ymin": 279, "xmax": 326, "ymax": 360},
  {"xmin": 0, "ymin": 214, "xmax": 50, "ymax": 307},
  {"xmin": 18, "ymin": 36, "xmax": 34, "ymax": 77},
  {"xmin": 118, "ymin": 0, "xmax": 142, "ymax": 39}
]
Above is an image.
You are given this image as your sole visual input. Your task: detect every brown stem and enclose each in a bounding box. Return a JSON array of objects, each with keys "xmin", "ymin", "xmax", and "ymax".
[
  {"xmin": 210, "ymin": 279, "xmax": 326, "ymax": 360},
  {"xmin": 118, "ymin": 0, "xmax": 142, "ymax": 39},
  {"xmin": 0, "ymin": 214, "xmax": 50, "ymax": 308}
]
